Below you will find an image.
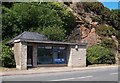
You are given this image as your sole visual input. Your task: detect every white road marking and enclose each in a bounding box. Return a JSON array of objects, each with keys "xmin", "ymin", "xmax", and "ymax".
[
  {"xmin": 50, "ymin": 76, "xmax": 93, "ymax": 81},
  {"xmin": 110, "ymin": 73, "xmax": 118, "ymax": 75}
]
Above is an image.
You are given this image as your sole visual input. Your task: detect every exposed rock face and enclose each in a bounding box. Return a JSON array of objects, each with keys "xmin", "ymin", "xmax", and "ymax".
[
  {"xmin": 68, "ymin": 28, "xmax": 81, "ymax": 43},
  {"xmin": 81, "ymin": 28, "xmax": 98, "ymax": 45},
  {"xmin": 80, "ymin": 26, "xmax": 90, "ymax": 39},
  {"xmin": 66, "ymin": 2, "xmax": 119, "ymax": 63},
  {"xmin": 67, "ymin": 2, "xmax": 100, "ymax": 45}
]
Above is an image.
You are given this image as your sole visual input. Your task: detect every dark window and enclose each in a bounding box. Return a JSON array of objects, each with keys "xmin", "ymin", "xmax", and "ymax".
[
  {"xmin": 37, "ymin": 45, "xmax": 53, "ymax": 64},
  {"xmin": 37, "ymin": 45, "xmax": 67, "ymax": 64}
]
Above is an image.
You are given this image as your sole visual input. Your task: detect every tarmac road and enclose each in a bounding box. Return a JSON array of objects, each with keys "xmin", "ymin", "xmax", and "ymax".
[{"xmin": 2, "ymin": 66, "xmax": 118, "ymax": 81}]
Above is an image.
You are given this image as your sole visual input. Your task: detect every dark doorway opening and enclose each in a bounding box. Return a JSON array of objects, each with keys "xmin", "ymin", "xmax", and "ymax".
[{"xmin": 27, "ymin": 46, "xmax": 33, "ymax": 68}]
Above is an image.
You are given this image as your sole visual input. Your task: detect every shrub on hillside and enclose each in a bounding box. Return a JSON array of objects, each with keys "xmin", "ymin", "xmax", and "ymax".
[
  {"xmin": 96, "ymin": 24, "xmax": 116, "ymax": 37},
  {"xmin": 86, "ymin": 45, "xmax": 115, "ymax": 65},
  {"xmin": 100, "ymin": 38, "xmax": 116, "ymax": 49}
]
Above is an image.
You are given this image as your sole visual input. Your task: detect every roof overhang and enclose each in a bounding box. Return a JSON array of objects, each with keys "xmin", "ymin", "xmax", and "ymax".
[{"xmin": 6, "ymin": 38, "xmax": 87, "ymax": 46}]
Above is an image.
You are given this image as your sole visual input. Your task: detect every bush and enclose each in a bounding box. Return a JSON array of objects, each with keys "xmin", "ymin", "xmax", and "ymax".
[
  {"xmin": 1, "ymin": 44, "xmax": 15, "ymax": 68},
  {"xmin": 96, "ymin": 24, "xmax": 116, "ymax": 37},
  {"xmin": 86, "ymin": 45, "xmax": 115, "ymax": 65},
  {"xmin": 100, "ymin": 38, "xmax": 116, "ymax": 49}
]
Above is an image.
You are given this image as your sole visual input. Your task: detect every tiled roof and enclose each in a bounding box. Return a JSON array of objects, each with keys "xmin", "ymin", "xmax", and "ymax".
[
  {"xmin": 7, "ymin": 31, "xmax": 87, "ymax": 46},
  {"xmin": 7, "ymin": 31, "xmax": 48, "ymax": 45}
]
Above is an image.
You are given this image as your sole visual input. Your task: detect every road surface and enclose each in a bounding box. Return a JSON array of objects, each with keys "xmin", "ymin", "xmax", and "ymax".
[{"xmin": 2, "ymin": 67, "xmax": 118, "ymax": 81}]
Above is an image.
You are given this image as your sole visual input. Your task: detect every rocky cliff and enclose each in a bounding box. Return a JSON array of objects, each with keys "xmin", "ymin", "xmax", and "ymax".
[
  {"xmin": 65, "ymin": 2, "xmax": 119, "ymax": 63},
  {"xmin": 66, "ymin": 2, "xmax": 118, "ymax": 46}
]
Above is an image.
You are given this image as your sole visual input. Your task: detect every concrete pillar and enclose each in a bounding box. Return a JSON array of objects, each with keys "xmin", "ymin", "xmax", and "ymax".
[
  {"xmin": 32, "ymin": 45, "xmax": 37, "ymax": 68},
  {"xmin": 53, "ymin": 46, "xmax": 58, "ymax": 63},
  {"xmin": 21, "ymin": 42, "xmax": 27, "ymax": 70},
  {"xmin": 14, "ymin": 42, "xmax": 21, "ymax": 69},
  {"xmin": 68, "ymin": 45, "xmax": 86, "ymax": 67},
  {"xmin": 14, "ymin": 42, "xmax": 27, "ymax": 70}
]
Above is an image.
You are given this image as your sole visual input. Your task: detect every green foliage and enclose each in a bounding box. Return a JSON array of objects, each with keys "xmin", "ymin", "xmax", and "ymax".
[
  {"xmin": 47, "ymin": 2, "xmax": 76, "ymax": 35},
  {"xmin": 83, "ymin": 2, "xmax": 104, "ymax": 15},
  {"xmin": 111, "ymin": 9, "xmax": 120, "ymax": 44},
  {"xmin": 2, "ymin": 2, "xmax": 76, "ymax": 67},
  {"xmin": 111, "ymin": 9, "xmax": 120, "ymax": 30},
  {"xmin": 2, "ymin": 2, "xmax": 76, "ymax": 41},
  {"xmin": 114, "ymin": 30, "xmax": 120, "ymax": 45},
  {"xmin": 42, "ymin": 26, "xmax": 66, "ymax": 41},
  {"xmin": 100, "ymin": 38, "xmax": 116, "ymax": 49},
  {"xmin": 2, "ymin": 2, "xmax": 14, "ymax": 8},
  {"xmin": 1, "ymin": 43, "xmax": 15, "ymax": 68},
  {"xmin": 2, "ymin": 2, "xmax": 119, "ymax": 67},
  {"xmin": 83, "ymin": 2, "xmax": 118, "ymax": 30},
  {"xmin": 92, "ymin": 16, "xmax": 102, "ymax": 23},
  {"xmin": 96, "ymin": 24, "xmax": 116, "ymax": 37},
  {"xmin": 2, "ymin": 6, "xmax": 22, "ymax": 39},
  {"xmin": 86, "ymin": 45, "xmax": 115, "ymax": 65}
]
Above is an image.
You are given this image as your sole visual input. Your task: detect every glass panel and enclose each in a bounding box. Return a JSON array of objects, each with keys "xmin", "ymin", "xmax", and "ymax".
[
  {"xmin": 59, "ymin": 47, "xmax": 65, "ymax": 50},
  {"xmin": 37, "ymin": 45, "xmax": 67, "ymax": 64},
  {"xmin": 38, "ymin": 46, "xmax": 44, "ymax": 49},
  {"xmin": 37, "ymin": 45, "xmax": 53, "ymax": 64},
  {"xmin": 45, "ymin": 46, "xmax": 52, "ymax": 49},
  {"xmin": 53, "ymin": 46, "xmax": 67, "ymax": 64}
]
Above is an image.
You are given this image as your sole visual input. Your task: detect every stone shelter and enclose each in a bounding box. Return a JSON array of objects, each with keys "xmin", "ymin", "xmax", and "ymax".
[{"xmin": 7, "ymin": 31, "xmax": 87, "ymax": 70}]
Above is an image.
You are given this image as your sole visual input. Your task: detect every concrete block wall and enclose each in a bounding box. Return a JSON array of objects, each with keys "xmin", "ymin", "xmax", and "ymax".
[
  {"xmin": 68, "ymin": 45, "xmax": 86, "ymax": 67},
  {"xmin": 14, "ymin": 42, "xmax": 21, "ymax": 69},
  {"xmin": 21, "ymin": 42, "xmax": 27, "ymax": 70},
  {"xmin": 14, "ymin": 42, "xmax": 27, "ymax": 70}
]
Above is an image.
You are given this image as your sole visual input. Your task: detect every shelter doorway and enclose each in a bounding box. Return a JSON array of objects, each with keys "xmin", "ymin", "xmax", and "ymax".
[{"xmin": 27, "ymin": 46, "xmax": 33, "ymax": 68}]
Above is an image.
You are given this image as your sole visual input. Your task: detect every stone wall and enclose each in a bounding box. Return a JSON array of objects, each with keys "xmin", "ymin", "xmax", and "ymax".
[
  {"xmin": 14, "ymin": 42, "xmax": 27, "ymax": 70},
  {"xmin": 68, "ymin": 45, "xmax": 86, "ymax": 67},
  {"xmin": 14, "ymin": 42, "xmax": 21, "ymax": 69}
]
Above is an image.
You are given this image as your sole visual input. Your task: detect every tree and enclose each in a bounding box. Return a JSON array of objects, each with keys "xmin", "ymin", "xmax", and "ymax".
[
  {"xmin": 2, "ymin": 6, "xmax": 23, "ymax": 39},
  {"xmin": 42, "ymin": 26, "xmax": 66, "ymax": 41},
  {"xmin": 2, "ymin": 2, "xmax": 76, "ymax": 41},
  {"xmin": 46, "ymin": 2, "xmax": 76, "ymax": 35}
]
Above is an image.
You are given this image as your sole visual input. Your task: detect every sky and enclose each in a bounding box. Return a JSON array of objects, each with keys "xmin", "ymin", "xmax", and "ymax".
[{"xmin": 99, "ymin": 0, "xmax": 119, "ymax": 10}]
